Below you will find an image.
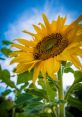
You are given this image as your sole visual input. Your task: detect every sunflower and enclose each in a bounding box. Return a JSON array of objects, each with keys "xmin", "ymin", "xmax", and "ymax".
[{"xmin": 10, "ymin": 14, "xmax": 82, "ymax": 83}]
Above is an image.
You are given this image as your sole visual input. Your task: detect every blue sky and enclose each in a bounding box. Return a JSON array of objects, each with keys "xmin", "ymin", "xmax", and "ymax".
[
  {"xmin": 0, "ymin": 0, "xmax": 82, "ymax": 44},
  {"xmin": 0, "ymin": 0, "xmax": 82, "ymax": 89}
]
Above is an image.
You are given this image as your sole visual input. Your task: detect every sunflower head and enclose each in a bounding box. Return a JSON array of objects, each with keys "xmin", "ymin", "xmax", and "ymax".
[
  {"xmin": 10, "ymin": 14, "xmax": 82, "ymax": 83},
  {"xmin": 33, "ymin": 33, "xmax": 68, "ymax": 60}
]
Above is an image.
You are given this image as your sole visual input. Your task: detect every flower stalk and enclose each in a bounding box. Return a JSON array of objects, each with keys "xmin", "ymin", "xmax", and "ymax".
[{"xmin": 58, "ymin": 66, "xmax": 65, "ymax": 117}]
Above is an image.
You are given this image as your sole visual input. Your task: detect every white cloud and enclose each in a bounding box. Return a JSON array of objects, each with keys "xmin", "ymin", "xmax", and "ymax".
[
  {"xmin": 63, "ymin": 73, "xmax": 74, "ymax": 89},
  {"xmin": 4, "ymin": 0, "xmax": 73, "ymax": 40}
]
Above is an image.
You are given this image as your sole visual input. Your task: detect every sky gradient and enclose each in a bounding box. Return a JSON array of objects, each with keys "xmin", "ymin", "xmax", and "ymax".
[
  {"xmin": 0, "ymin": 0, "xmax": 82, "ymax": 88},
  {"xmin": 0, "ymin": 0, "xmax": 82, "ymax": 43}
]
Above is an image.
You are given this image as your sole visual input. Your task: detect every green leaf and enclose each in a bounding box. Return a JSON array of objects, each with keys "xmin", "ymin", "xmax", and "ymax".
[
  {"xmin": 38, "ymin": 72, "xmax": 43, "ymax": 78},
  {"xmin": 47, "ymin": 77, "xmax": 59, "ymax": 90},
  {"xmin": 17, "ymin": 69, "xmax": 34, "ymax": 84},
  {"xmin": 0, "ymin": 57, "xmax": 5, "ymax": 60},
  {"xmin": 25, "ymin": 88, "xmax": 48, "ymax": 99},
  {"xmin": 38, "ymin": 79, "xmax": 45, "ymax": 89},
  {"xmin": 2, "ymin": 89, "xmax": 11, "ymax": 96},
  {"xmin": 2, "ymin": 40, "xmax": 13, "ymax": 45},
  {"xmin": 0, "ymin": 109, "xmax": 8, "ymax": 117},
  {"xmin": 24, "ymin": 101, "xmax": 44, "ymax": 115},
  {"xmin": 0, "ymin": 99, "xmax": 13, "ymax": 110},
  {"xmin": 74, "ymin": 70, "xmax": 82, "ymax": 83},
  {"xmin": 62, "ymin": 61, "xmax": 66, "ymax": 66},
  {"xmin": 38, "ymin": 113, "xmax": 52, "ymax": 117},
  {"xmin": 20, "ymin": 83, "xmax": 29, "ymax": 90},
  {"xmin": 0, "ymin": 69, "xmax": 16, "ymax": 88},
  {"xmin": 66, "ymin": 62, "xmax": 72, "ymax": 67},
  {"xmin": 2, "ymin": 70, "xmax": 10, "ymax": 79},
  {"xmin": 62, "ymin": 61, "xmax": 72, "ymax": 67},
  {"xmin": 0, "ymin": 69, "xmax": 10, "ymax": 80},
  {"xmin": 0, "ymin": 47, "xmax": 12, "ymax": 57},
  {"xmin": 15, "ymin": 93, "xmax": 33, "ymax": 106},
  {"xmin": 29, "ymin": 83, "xmax": 36, "ymax": 88},
  {"xmin": 64, "ymin": 67, "xmax": 74, "ymax": 73},
  {"xmin": 15, "ymin": 93, "xmax": 43, "ymax": 113},
  {"xmin": 46, "ymin": 80, "xmax": 56, "ymax": 101},
  {"xmin": 68, "ymin": 96, "xmax": 82, "ymax": 111},
  {"xmin": 66, "ymin": 111, "xmax": 74, "ymax": 117},
  {"xmin": 73, "ymin": 83, "xmax": 82, "ymax": 91},
  {"xmin": 15, "ymin": 113, "xmax": 27, "ymax": 117},
  {"xmin": 38, "ymin": 78, "xmax": 56, "ymax": 101},
  {"xmin": 65, "ymin": 82, "xmax": 82, "ymax": 100}
]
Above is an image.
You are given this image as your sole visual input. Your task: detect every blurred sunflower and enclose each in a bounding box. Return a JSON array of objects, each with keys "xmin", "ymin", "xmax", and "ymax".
[{"xmin": 10, "ymin": 14, "xmax": 82, "ymax": 83}]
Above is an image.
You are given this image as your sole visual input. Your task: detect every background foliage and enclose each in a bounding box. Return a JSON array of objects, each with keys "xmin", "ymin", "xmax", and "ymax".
[{"xmin": 0, "ymin": 40, "xmax": 82, "ymax": 117}]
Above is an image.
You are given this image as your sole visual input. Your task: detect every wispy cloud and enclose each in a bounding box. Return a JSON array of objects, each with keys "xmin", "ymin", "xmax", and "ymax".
[{"xmin": 4, "ymin": 0, "xmax": 73, "ymax": 40}]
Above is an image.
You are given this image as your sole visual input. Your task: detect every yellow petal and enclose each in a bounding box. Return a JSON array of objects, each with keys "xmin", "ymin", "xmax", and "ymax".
[
  {"xmin": 41, "ymin": 61, "xmax": 47, "ymax": 77},
  {"xmin": 45, "ymin": 58, "xmax": 55, "ymax": 79},
  {"xmin": 10, "ymin": 51, "xmax": 33, "ymax": 58},
  {"xmin": 42, "ymin": 14, "xmax": 51, "ymax": 33},
  {"xmin": 11, "ymin": 44, "xmax": 33, "ymax": 52},
  {"xmin": 61, "ymin": 17, "xmax": 67, "ymax": 32},
  {"xmin": 38, "ymin": 23, "xmax": 47, "ymax": 37},
  {"xmin": 53, "ymin": 57, "xmax": 60, "ymax": 72},
  {"xmin": 51, "ymin": 74, "xmax": 57, "ymax": 80},
  {"xmin": 77, "ymin": 49, "xmax": 82, "ymax": 57},
  {"xmin": 38, "ymin": 22, "xmax": 45, "ymax": 30},
  {"xmin": 56, "ymin": 16, "xmax": 61, "ymax": 32},
  {"xmin": 16, "ymin": 38, "xmax": 35, "ymax": 47},
  {"xmin": 51, "ymin": 20, "xmax": 56, "ymax": 32},
  {"xmin": 10, "ymin": 53, "xmax": 33, "ymax": 64},
  {"xmin": 23, "ymin": 30, "xmax": 35, "ymax": 36},
  {"xmin": 67, "ymin": 25, "xmax": 79, "ymax": 43},
  {"xmin": 16, "ymin": 63, "xmax": 31, "ymax": 73},
  {"xmin": 57, "ymin": 52, "xmax": 71, "ymax": 61},
  {"xmin": 77, "ymin": 24, "xmax": 82, "ymax": 35},
  {"xmin": 70, "ymin": 48, "xmax": 82, "ymax": 56},
  {"xmin": 33, "ymin": 62, "xmax": 42, "ymax": 84},
  {"xmin": 70, "ymin": 47, "xmax": 82, "ymax": 58},
  {"xmin": 9, "ymin": 51, "xmax": 22, "ymax": 57},
  {"xmin": 65, "ymin": 15, "xmax": 82, "ymax": 35},
  {"xmin": 64, "ymin": 42, "xmax": 79, "ymax": 51},
  {"xmin": 71, "ymin": 55, "xmax": 82, "ymax": 70},
  {"xmin": 56, "ymin": 16, "xmax": 67, "ymax": 33},
  {"xmin": 33, "ymin": 25, "xmax": 42, "ymax": 34},
  {"xmin": 34, "ymin": 34, "xmax": 42, "ymax": 42},
  {"xmin": 16, "ymin": 61, "xmax": 37, "ymax": 73},
  {"xmin": 28, "ymin": 62, "xmax": 36, "ymax": 71},
  {"xmin": 62, "ymin": 17, "xmax": 67, "ymax": 26},
  {"xmin": 33, "ymin": 24, "xmax": 47, "ymax": 38},
  {"xmin": 27, "ymin": 60, "xmax": 40, "ymax": 71}
]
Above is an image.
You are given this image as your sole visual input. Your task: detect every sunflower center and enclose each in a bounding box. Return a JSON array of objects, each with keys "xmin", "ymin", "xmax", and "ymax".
[{"xmin": 33, "ymin": 33, "xmax": 68, "ymax": 60}]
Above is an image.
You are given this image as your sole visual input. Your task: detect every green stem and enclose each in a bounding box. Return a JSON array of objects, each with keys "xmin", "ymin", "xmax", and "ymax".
[
  {"xmin": 12, "ymin": 107, "xmax": 15, "ymax": 117},
  {"xmin": 58, "ymin": 67, "xmax": 65, "ymax": 117}
]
